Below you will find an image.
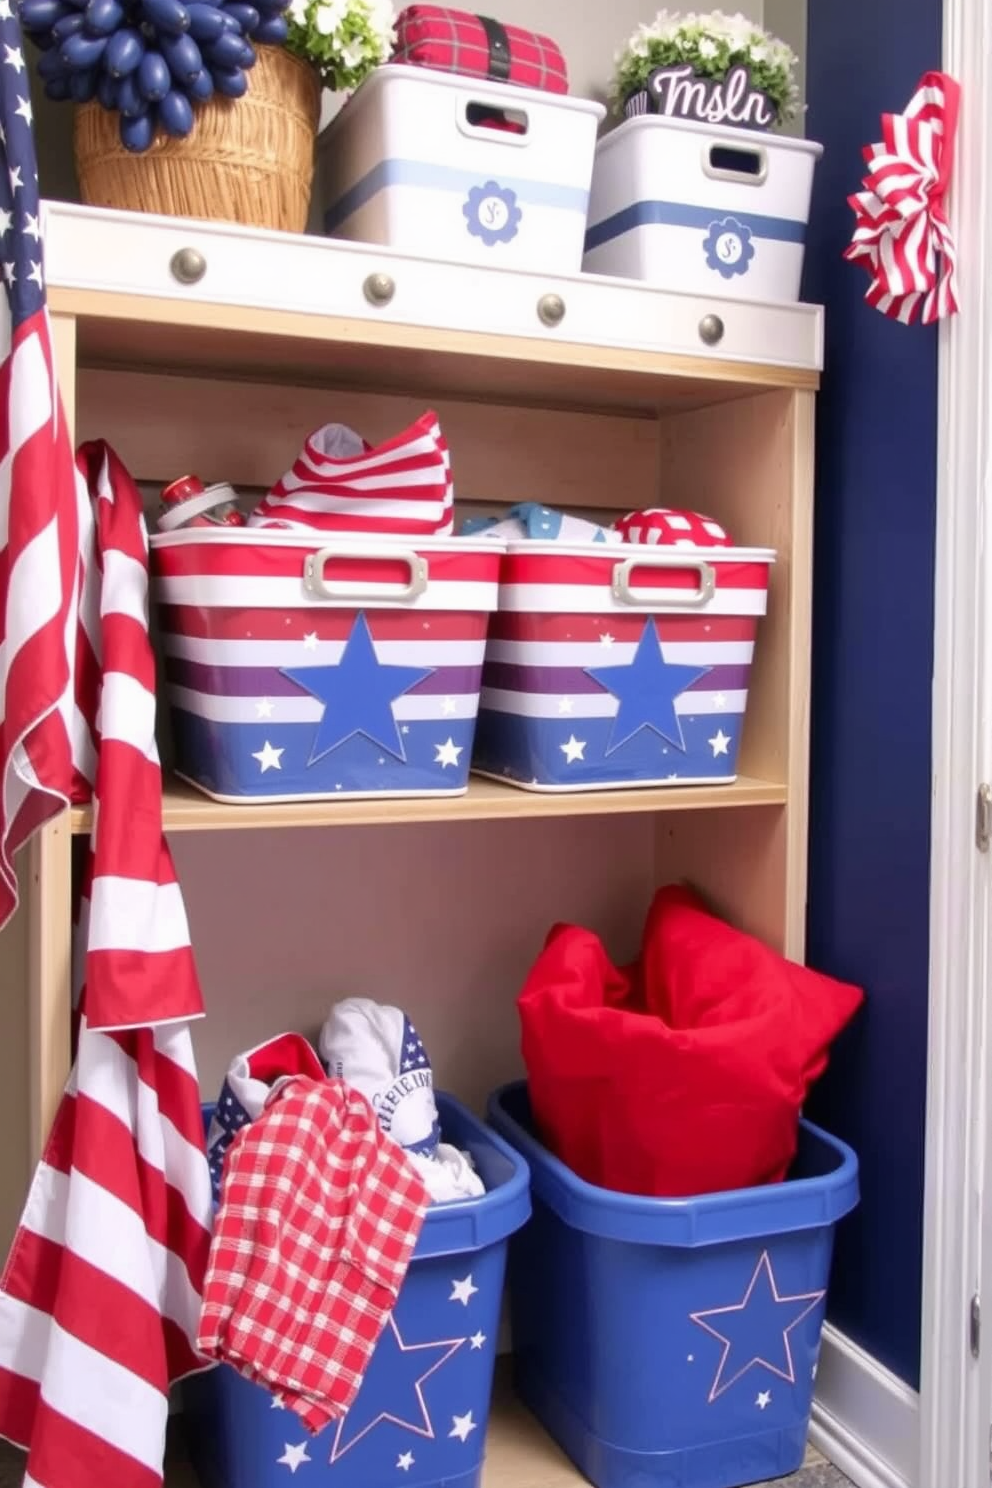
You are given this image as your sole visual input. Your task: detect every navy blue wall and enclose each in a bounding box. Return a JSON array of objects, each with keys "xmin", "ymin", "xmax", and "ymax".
[{"xmin": 802, "ymin": 0, "xmax": 941, "ymax": 1389}]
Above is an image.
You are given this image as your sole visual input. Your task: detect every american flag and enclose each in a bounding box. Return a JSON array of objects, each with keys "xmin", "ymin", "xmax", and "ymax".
[{"xmin": 0, "ymin": 22, "xmax": 213, "ymax": 1486}]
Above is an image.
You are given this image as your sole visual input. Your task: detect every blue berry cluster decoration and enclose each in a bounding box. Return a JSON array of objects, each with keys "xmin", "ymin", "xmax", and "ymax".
[{"xmin": 18, "ymin": 0, "xmax": 290, "ymax": 152}]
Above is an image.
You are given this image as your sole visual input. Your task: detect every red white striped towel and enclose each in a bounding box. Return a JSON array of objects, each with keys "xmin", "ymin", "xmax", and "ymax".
[
  {"xmin": 0, "ymin": 441, "xmax": 212, "ymax": 1488},
  {"xmin": 249, "ymin": 411, "xmax": 454, "ymax": 536}
]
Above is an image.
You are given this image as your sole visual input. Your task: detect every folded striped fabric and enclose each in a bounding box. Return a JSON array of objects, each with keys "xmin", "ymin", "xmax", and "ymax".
[{"xmin": 249, "ymin": 412, "xmax": 454, "ymax": 536}]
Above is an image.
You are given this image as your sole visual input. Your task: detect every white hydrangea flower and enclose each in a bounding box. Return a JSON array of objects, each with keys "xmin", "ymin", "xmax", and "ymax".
[{"xmin": 697, "ymin": 36, "xmax": 718, "ymax": 58}]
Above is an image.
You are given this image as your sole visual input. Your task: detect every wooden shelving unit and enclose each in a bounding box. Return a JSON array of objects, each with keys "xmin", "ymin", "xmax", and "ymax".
[
  {"xmin": 69, "ymin": 774, "xmax": 789, "ymax": 835},
  {"xmin": 0, "ymin": 202, "xmax": 820, "ymax": 1487}
]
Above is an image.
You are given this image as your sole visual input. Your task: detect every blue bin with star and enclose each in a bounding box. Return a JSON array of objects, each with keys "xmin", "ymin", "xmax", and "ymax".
[
  {"xmin": 183, "ymin": 1092, "xmax": 530, "ymax": 1488},
  {"xmin": 150, "ymin": 532, "xmax": 503, "ymax": 803},
  {"xmin": 487, "ymin": 1082, "xmax": 859, "ymax": 1488},
  {"xmin": 472, "ymin": 542, "xmax": 775, "ymax": 793}
]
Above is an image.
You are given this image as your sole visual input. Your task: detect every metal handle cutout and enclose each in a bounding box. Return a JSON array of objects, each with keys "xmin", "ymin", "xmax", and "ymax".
[
  {"xmin": 303, "ymin": 547, "xmax": 429, "ymax": 604},
  {"xmin": 611, "ymin": 554, "xmax": 716, "ymax": 609}
]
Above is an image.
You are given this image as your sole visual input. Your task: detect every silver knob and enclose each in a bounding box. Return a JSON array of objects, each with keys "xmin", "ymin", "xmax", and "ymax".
[
  {"xmin": 169, "ymin": 247, "xmax": 207, "ymax": 285},
  {"xmin": 363, "ymin": 272, "xmax": 395, "ymax": 307},
  {"xmin": 698, "ymin": 313, "xmax": 725, "ymax": 346},
  {"xmin": 537, "ymin": 293, "xmax": 566, "ymax": 327}
]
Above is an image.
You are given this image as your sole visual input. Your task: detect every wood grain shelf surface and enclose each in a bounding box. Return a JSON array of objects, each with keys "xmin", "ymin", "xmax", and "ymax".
[
  {"xmin": 69, "ymin": 774, "xmax": 787, "ymax": 835},
  {"xmin": 48, "ymin": 288, "xmax": 819, "ymax": 417}
]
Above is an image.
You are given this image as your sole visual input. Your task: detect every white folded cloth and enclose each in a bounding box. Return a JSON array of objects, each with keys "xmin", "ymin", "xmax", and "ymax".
[{"xmin": 319, "ymin": 997, "xmax": 484, "ymax": 1201}]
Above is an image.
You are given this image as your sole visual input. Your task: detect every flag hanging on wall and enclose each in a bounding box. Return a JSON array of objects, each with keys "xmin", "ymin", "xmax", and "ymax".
[{"xmin": 0, "ymin": 11, "xmax": 213, "ymax": 1485}]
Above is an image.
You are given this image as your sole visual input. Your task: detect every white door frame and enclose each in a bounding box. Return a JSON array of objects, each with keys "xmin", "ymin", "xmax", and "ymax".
[{"xmin": 919, "ymin": 1, "xmax": 992, "ymax": 1485}]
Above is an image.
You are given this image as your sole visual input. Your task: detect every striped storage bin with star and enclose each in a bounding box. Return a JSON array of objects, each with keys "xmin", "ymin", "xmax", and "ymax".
[
  {"xmin": 183, "ymin": 1093, "xmax": 531, "ymax": 1488},
  {"xmin": 471, "ymin": 541, "xmax": 775, "ymax": 792},
  {"xmin": 149, "ymin": 531, "xmax": 502, "ymax": 802}
]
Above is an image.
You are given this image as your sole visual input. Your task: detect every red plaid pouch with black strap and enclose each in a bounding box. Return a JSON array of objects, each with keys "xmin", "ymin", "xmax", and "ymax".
[{"xmin": 391, "ymin": 6, "xmax": 569, "ymax": 95}]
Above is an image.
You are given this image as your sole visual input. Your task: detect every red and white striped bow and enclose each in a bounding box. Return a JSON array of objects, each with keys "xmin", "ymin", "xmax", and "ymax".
[{"xmin": 844, "ymin": 71, "xmax": 961, "ymax": 325}]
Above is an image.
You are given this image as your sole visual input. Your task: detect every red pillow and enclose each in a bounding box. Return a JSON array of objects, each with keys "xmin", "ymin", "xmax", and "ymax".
[{"xmin": 518, "ymin": 885, "xmax": 864, "ymax": 1197}]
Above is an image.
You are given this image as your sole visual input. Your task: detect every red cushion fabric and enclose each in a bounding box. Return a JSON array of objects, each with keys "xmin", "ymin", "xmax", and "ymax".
[
  {"xmin": 392, "ymin": 7, "xmax": 569, "ymax": 94},
  {"xmin": 518, "ymin": 885, "xmax": 864, "ymax": 1198}
]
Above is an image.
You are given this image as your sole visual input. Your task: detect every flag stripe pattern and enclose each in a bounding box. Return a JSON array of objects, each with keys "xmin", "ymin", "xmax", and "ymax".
[
  {"xmin": 844, "ymin": 70, "xmax": 961, "ymax": 325},
  {"xmin": 0, "ymin": 419, "xmax": 212, "ymax": 1483},
  {"xmin": 472, "ymin": 546, "xmax": 773, "ymax": 790},
  {"xmin": 249, "ymin": 412, "xmax": 454, "ymax": 536},
  {"xmin": 150, "ymin": 531, "xmax": 501, "ymax": 800}
]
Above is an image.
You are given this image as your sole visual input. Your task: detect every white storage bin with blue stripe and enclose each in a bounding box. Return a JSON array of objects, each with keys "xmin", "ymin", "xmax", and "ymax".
[
  {"xmin": 582, "ymin": 116, "xmax": 823, "ymax": 302},
  {"xmin": 319, "ymin": 65, "xmax": 605, "ymax": 274}
]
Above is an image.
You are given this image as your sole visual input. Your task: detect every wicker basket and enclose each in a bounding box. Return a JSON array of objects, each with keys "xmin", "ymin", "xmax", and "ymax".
[{"xmin": 74, "ymin": 45, "xmax": 321, "ymax": 233}]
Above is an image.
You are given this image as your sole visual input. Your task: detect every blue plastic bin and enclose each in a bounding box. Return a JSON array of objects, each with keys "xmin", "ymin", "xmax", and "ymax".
[
  {"xmin": 184, "ymin": 1092, "xmax": 530, "ymax": 1488},
  {"xmin": 486, "ymin": 1081, "xmax": 859, "ymax": 1488}
]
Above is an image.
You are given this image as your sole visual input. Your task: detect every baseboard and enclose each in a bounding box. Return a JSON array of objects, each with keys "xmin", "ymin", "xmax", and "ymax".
[{"xmin": 809, "ymin": 1324, "xmax": 918, "ymax": 1488}]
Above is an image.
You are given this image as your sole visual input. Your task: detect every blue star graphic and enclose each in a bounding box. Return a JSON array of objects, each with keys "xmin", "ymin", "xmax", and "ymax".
[
  {"xmin": 690, "ymin": 1251, "xmax": 825, "ymax": 1401},
  {"xmin": 281, "ymin": 613, "xmax": 433, "ymax": 766},
  {"xmin": 329, "ymin": 1318, "xmax": 466, "ymax": 1460},
  {"xmin": 586, "ymin": 619, "xmax": 711, "ymax": 755}
]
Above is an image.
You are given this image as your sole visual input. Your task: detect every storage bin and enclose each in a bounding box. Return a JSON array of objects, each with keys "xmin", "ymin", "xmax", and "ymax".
[
  {"xmin": 184, "ymin": 1092, "xmax": 531, "ymax": 1488},
  {"xmin": 149, "ymin": 531, "xmax": 502, "ymax": 803},
  {"xmin": 582, "ymin": 116, "xmax": 823, "ymax": 302},
  {"xmin": 487, "ymin": 1082, "xmax": 859, "ymax": 1488},
  {"xmin": 319, "ymin": 64, "xmax": 605, "ymax": 273},
  {"xmin": 471, "ymin": 541, "xmax": 775, "ymax": 791}
]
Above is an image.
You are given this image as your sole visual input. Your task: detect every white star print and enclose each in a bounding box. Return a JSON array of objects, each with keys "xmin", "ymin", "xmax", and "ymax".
[
  {"xmin": 277, "ymin": 1441, "xmax": 311, "ymax": 1473},
  {"xmin": 14, "ymin": 95, "xmax": 31, "ymax": 124},
  {"xmin": 713, "ymin": 692, "xmax": 727, "ymax": 708},
  {"xmin": 27, "ymin": 261, "xmax": 42, "ymax": 289},
  {"xmin": 3, "ymin": 44, "xmax": 24, "ymax": 74},
  {"xmin": 0, "ymin": 208, "xmax": 10, "ymax": 235},
  {"xmin": 8, "ymin": 164, "xmax": 20, "ymax": 192},
  {"xmin": 441, "ymin": 697, "xmax": 457, "ymax": 715},
  {"xmin": 252, "ymin": 741, "xmax": 284, "ymax": 773},
  {"xmin": 708, "ymin": 729, "xmax": 732, "ymax": 757},
  {"xmin": 255, "ymin": 698, "xmax": 274, "ymax": 719},
  {"xmin": 397, "ymin": 1452, "xmax": 415, "ymax": 1472},
  {"xmin": 22, "ymin": 210, "xmax": 39, "ymax": 240},
  {"xmin": 560, "ymin": 735, "xmax": 586, "ymax": 764},
  {"xmin": 449, "ymin": 1274, "xmax": 478, "ymax": 1306},
  {"xmin": 557, "ymin": 697, "xmax": 573, "ymax": 714},
  {"xmin": 434, "ymin": 738, "xmax": 463, "ymax": 769},
  {"xmin": 757, "ymin": 1390, "xmax": 772, "ymax": 1410},
  {"xmin": 449, "ymin": 1411, "xmax": 477, "ymax": 1442},
  {"xmin": 599, "ymin": 632, "xmax": 615, "ymax": 646},
  {"xmin": 687, "ymin": 1354, "xmax": 695, "ymax": 1362},
  {"xmin": 1, "ymin": 261, "xmax": 13, "ymax": 285},
  {"xmin": 302, "ymin": 631, "xmax": 318, "ymax": 650},
  {"xmin": 469, "ymin": 1331, "xmax": 486, "ymax": 1349},
  {"xmin": 401, "ymin": 724, "xmax": 410, "ymax": 734},
  {"xmin": 270, "ymin": 1392, "xmax": 286, "ymax": 1410},
  {"xmin": 0, "ymin": 1, "xmax": 12, "ymax": 19}
]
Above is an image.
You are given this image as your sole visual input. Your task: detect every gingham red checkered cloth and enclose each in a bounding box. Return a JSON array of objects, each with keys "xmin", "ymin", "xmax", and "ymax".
[
  {"xmin": 392, "ymin": 7, "xmax": 568, "ymax": 94},
  {"xmin": 197, "ymin": 1076, "xmax": 430, "ymax": 1432}
]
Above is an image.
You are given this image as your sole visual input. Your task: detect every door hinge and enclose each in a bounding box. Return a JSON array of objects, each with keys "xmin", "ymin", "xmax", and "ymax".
[
  {"xmin": 977, "ymin": 785, "xmax": 992, "ymax": 852},
  {"xmin": 971, "ymin": 1293, "xmax": 981, "ymax": 1357}
]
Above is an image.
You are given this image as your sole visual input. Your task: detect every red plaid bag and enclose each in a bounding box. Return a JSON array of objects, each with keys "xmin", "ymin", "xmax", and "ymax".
[{"xmin": 392, "ymin": 6, "xmax": 569, "ymax": 95}]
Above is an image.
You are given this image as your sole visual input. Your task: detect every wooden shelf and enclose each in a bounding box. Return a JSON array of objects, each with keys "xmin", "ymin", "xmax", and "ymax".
[
  {"xmin": 48, "ymin": 285, "xmax": 815, "ymax": 416},
  {"xmin": 48, "ymin": 288, "xmax": 817, "ymax": 417},
  {"xmin": 69, "ymin": 774, "xmax": 787, "ymax": 836}
]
